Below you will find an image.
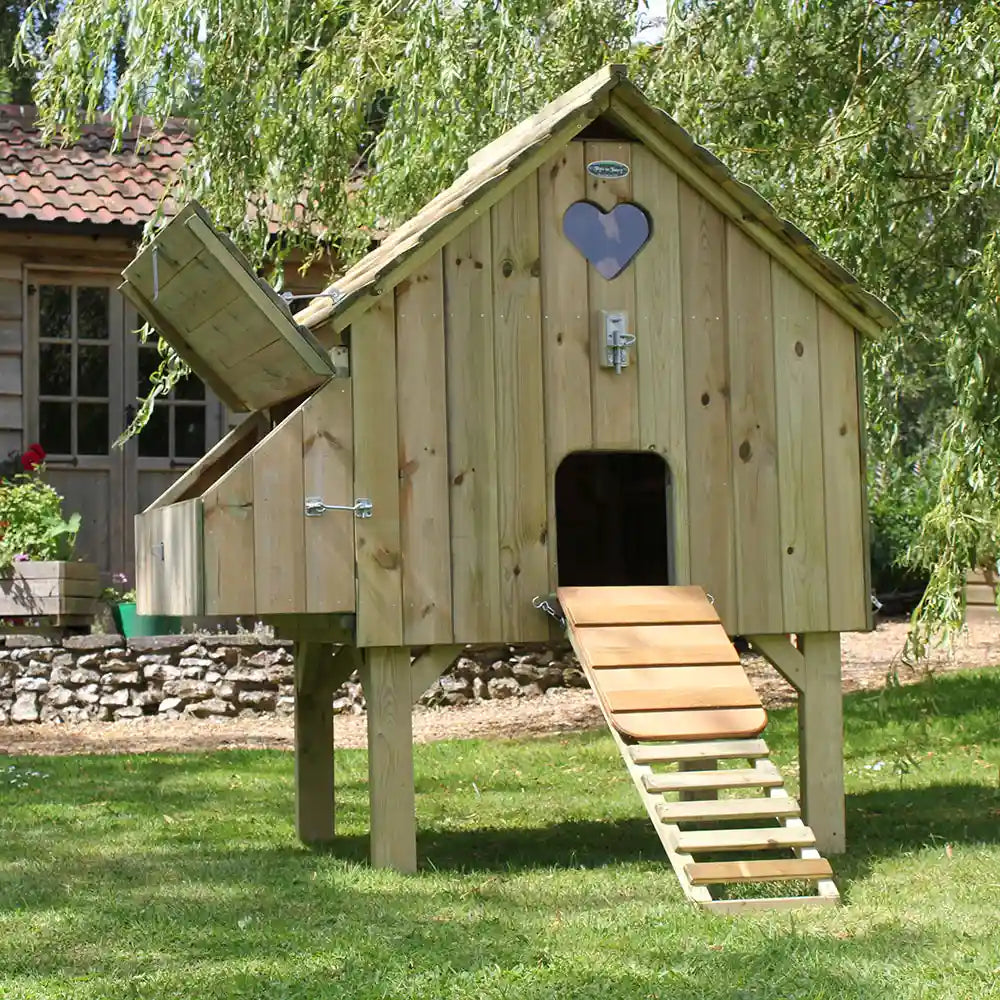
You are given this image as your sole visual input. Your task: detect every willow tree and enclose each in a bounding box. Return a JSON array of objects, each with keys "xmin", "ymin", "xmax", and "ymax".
[{"xmin": 18, "ymin": 0, "xmax": 1000, "ymax": 640}]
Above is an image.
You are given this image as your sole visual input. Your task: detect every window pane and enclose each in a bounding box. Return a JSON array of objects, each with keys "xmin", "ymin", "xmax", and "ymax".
[
  {"xmin": 138, "ymin": 346, "xmax": 160, "ymax": 398},
  {"xmin": 77, "ymin": 345, "xmax": 109, "ymax": 397},
  {"xmin": 138, "ymin": 405, "xmax": 169, "ymax": 458},
  {"xmin": 174, "ymin": 406, "xmax": 206, "ymax": 458},
  {"xmin": 39, "ymin": 342, "xmax": 72, "ymax": 396},
  {"xmin": 77, "ymin": 403, "xmax": 109, "ymax": 456},
  {"xmin": 77, "ymin": 287, "xmax": 110, "ymax": 340},
  {"xmin": 40, "ymin": 401, "xmax": 72, "ymax": 455},
  {"xmin": 39, "ymin": 285, "xmax": 71, "ymax": 340},
  {"xmin": 174, "ymin": 374, "xmax": 205, "ymax": 401}
]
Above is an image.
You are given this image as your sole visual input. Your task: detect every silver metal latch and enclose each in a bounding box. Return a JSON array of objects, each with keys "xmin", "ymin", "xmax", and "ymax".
[
  {"xmin": 304, "ymin": 496, "xmax": 373, "ymax": 519},
  {"xmin": 600, "ymin": 310, "xmax": 636, "ymax": 374},
  {"xmin": 532, "ymin": 594, "xmax": 566, "ymax": 628}
]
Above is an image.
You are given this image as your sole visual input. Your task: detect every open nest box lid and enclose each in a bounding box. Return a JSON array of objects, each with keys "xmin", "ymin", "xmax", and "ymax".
[{"xmin": 119, "ymin": 202, "xmax": 335, "ymax": 412}]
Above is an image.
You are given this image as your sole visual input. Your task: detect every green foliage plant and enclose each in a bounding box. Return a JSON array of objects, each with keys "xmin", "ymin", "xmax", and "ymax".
[{"xmin": 0, "ymin": 473, "xmax": 82, "ymax": 572}]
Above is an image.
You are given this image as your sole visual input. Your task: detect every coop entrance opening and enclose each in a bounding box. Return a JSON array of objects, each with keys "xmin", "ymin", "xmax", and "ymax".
[{"xmin": 555, "ymin": 451, "xmax": 671, "ymax": 587}]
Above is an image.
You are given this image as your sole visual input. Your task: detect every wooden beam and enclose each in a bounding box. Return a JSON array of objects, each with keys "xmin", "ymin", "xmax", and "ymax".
[
  {"xmin": 361, "ymin": 646, "xmax": 417, "ymax": 872},
  {"xmin": 294, "ymin": 642, "xmax": 346, "ymax": 845},
  {"xmin": 410, "ymin": 645, "xmax": 463, "ymax": 703},
  {"xmin": 798, "ymin": 632, "xmax": 846, "ymax": 855},
  {"xmin": 747, "ymin": 633, "xmax": 806, "ymax": 693}
]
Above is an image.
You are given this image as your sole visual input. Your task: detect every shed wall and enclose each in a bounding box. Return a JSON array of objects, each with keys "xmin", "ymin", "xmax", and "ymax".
[{"xmin": 352, "ymin": 138, "xmax": 869, "ymax": 645}]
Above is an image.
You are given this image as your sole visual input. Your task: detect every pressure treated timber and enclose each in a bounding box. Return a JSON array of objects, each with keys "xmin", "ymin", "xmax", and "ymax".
[
  {"xmin": 302, "ymin": 379, "xmax": 355, "ymax": 614},
  {"xmin": 410, "ymin": 645, "xmax": 463, "ymax": 703},
  {"xmin": 604, "ymin": 682, "xmax": 761, "ymax": 713},
  {"xmin": 362, "ymin": 646, "xmax": 417, "ymax": 872},
  {"xmin": 135, "ymin": 499, "xmax": 203, "ymax": 616},
  {"xmin": 686, "ymin": 858, "xmax": 833, "ymax": 886},
  {"xmin": 676, "ymin": 826, "xmax": 816, "ymax": 853},
  {"xmin": 294, "ymin": 642, "xmax": 339, "ymax": 845},
  {"xmin": 657, "ymin": 795, "xmax": 800, "ymax": 825},
  {"xmin": 573, "ymin": 623, "xmax": 740, "ymax": 668},
  {"xmin": 252, "ymin": 411, "xmax": 306, "ymax": 614},
  {"xmin": 679, "ymin": 180, "xmax": 736, "ymax": 630},
  {"xmin": 773, "ymin": 262, "xmax": 829, "ymax": 630},
  {"xmin": 396, "ymin": 254, "xmax": 453, "ymax": 644},
  {"xmin": 633, "ymin": 144, "xmax": 689, "ymax": 581},
  {"xmin": 585, "ymin": 140, "xmax": 639, "ymax": 449},
  {"xmin": 642, "ymin": 762, "xmax": 782, "ymax": 794},
  {"xmin": 538, "ymin": 143, "xmax": 591, "ymax": 589},
  {"xmin": 727, "ymin": 223, "xmax": 782, "ymax": 634},
  {"xmin": 492, "ymin": 175, "xmax": 548, "ymax": 641},
  {"xmin": 559, "ymin": 585, "xmax": 720, "ymax": 627},
  {"xmin": 202, "ymin": 459, "xmax": 256, "ymax": 614},
  {"xmin": 445, "ymin": 215, "xmax": 503, "ymax": 641},
  {"xmin": 631, "ymin": 739, "xmax": 769, "ymax": 765},
  {"xmin": 818, "ymin": 302, "xmax": 867, "ymax": 631},
  {"xmin": 352, "ymin": 299, "xmax": 403, "ymax": 647},
  {"xmin": 798, "ymin": 632, "xmax": 846, "ymax": 854}
]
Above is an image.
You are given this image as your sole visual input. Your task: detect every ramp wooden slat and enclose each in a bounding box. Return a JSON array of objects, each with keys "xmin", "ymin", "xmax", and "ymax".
[
  {"xmin": 605, "ymin": 683, "xmax": 760, "ymax": 713},
  {"xmin": 631, "ymin": 739, "xmax": 769, "ymax": 764},
  {"xmin": 676, "ymin": 826, "xmax": 816, "ymax": 852},
  {"xmin": 559, "ymin": 585, "xmax": 720, "ymax": 626},
  {"xmin": 643, "ymin": 762, "xmax": 781, "ymax": 794},
  {"xmin": 657, "ymin": 796, "xmax": 800, "ymax": 824},
  {"xmin": 612, "ymin": 707, "xmax": 767, "ymax": 741},
  {"xmin": 554, "ymin": 584, "xmax": 840, "ymax": 911},
  {"xmin": 686, "ymin": 858, "xmax": 833, "ymax": 886},
  {"xmin": 573, "ymin": 623, "xmax": 740, "ymax": 668}
]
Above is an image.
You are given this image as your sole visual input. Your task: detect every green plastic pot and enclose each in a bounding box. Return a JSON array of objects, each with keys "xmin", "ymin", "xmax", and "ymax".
[{"xmin": 112, "ymin": 602, "xmax": 181, "ymax": 638}]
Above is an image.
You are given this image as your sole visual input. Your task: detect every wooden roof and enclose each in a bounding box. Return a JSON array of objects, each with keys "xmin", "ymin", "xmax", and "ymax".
[{"xmin": 295, "ymin": 65, "xmax": 896, "ymax": 340}]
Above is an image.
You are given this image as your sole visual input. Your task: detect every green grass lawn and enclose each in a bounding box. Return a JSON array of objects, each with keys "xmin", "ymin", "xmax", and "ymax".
[{"xmin": 1, "ymin": 669, "xmax": 999, "ymax": 1000}]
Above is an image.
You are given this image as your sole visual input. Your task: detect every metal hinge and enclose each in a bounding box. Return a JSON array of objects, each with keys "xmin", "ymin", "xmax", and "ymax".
[{"xmin": 304, "ymin": 496, "xmax": 373, "ymax": 518}]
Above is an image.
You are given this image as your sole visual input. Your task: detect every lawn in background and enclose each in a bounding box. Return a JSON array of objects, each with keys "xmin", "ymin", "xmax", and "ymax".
[{"xmin": 1, "ymin": 669, "xmax": 999, "ymax": 999}]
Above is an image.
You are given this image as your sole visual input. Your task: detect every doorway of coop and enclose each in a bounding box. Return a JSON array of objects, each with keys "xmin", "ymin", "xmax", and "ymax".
[{"xmin": 555, "ymin": 451, "xmax": 671, "ymax": 587}]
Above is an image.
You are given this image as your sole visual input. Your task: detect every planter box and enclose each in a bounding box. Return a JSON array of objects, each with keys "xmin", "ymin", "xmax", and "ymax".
[{"xmin": 0, "ymin": 560, "xmax": 100, "ymax": 621}]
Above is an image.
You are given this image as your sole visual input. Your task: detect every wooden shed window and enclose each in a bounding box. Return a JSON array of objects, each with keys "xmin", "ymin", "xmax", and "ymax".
[{"xmin": 555, "ymin": 451, "xmax": 671, "ymax": 587}]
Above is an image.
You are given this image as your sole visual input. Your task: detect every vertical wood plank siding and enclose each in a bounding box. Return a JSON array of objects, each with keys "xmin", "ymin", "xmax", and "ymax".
[
  {"xmin": 632, "ymin": 145, "xmax": 689, "ymax": 582},
  {"xmin": 679, "ymin": 179, "xmax": 737, "ymax": 631},
  {"xmin": 395, "ymin": 257, "xmax": 454, "ymax": 644},
  {"xmin": 491, "ymin": 174, "xmax": 549, "ymax": 640},
  {"xmin": 167, "ymin": 137, "xmax": 869, "ymax": 640},
  {"xmin": 445, "ymin": 217, "xmax": 503, "ymax": 641},
  {"xmin": 772, "ymin": 262, "xmax": 829, "ymax": 629},
  {"xmin": 726, "ymin": 224, "xmax": 782, "ymax": 634},
  {"xmin": 584, "ymin": 141, "xmax": 640, "ymax": 449},
  {"xmin": 538, "ymin": 144, "xmax": 591, "ymax": 589}
]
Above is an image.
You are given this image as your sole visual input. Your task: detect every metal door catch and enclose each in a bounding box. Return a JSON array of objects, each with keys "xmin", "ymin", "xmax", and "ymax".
[
  {"xmin": 304, "ymin": 496, "xmax": 373, "ymax": 518},
  {"xmin": 600, "ymin": 310, "xmax": 636, "ymax": 374}
]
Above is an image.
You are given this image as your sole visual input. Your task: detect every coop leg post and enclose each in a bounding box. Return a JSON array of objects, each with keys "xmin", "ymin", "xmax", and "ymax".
[
  {"xmin": 798, "ymin": 632, "xmax": 846, "ymax": 855},
  {"xmin": 361, "ymin": 646, "xmax": 417, "ymax": 873},
  {"xmin": 294, "ymin": 641, "xmax": 351, "ymax": 845}
]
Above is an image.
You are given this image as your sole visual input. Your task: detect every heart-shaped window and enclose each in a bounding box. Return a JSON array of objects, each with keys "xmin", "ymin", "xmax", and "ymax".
[{"xmin": 562, "ymin": 201, "xmax": 651, "ymax": 280}]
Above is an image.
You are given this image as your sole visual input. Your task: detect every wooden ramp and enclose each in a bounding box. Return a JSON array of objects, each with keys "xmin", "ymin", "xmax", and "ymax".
[{"xmin": 557, "ymin": 585, "xmax": 840, "ymax": 913}]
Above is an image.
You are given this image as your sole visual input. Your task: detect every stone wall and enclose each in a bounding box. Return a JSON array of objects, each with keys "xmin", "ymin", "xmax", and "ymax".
[{"xmin": 0, "ymin": 634, "xmax": 587, "ymax": 725}]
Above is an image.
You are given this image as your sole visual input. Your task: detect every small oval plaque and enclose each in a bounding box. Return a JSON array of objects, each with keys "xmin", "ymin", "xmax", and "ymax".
[{"xmin": 587, "ymin": 159, "xmax": 630, "ymax": 179}]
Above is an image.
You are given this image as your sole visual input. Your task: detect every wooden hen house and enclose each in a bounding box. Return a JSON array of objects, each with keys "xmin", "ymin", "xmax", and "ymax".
[{"xmin": 121, "ymin": 66, "xmax": 895, "ymax": 908}]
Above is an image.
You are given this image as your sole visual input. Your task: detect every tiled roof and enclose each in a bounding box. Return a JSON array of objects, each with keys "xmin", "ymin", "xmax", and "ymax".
[{"xmin": 0, "ymin": 105, "xmax": 191, "ymax": 227}]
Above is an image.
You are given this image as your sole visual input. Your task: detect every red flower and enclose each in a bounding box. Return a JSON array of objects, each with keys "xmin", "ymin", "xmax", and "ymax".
[{"xmin": 20, "ymin": 443, "xmax": 45, "ymax": 472}]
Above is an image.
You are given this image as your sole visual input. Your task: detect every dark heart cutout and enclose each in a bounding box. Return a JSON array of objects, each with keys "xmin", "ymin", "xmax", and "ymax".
[{"xmin": 562, "ymin": 201, "xmax": 651, "ymax": 279}]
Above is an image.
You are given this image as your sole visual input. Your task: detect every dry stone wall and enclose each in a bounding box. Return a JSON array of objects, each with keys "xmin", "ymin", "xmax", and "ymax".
[{"xmin": 0, "ymin": 634, "xmax": 587, "ymax": 725}]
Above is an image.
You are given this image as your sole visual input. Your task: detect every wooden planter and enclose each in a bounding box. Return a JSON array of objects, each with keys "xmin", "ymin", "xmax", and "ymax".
[{"xmin": 0, "ymin": 560, "xmax": 100, "ymax": 626}]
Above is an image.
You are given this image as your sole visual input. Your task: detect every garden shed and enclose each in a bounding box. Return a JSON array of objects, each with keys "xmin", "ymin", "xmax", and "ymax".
[{"xmin": 120, "ymin": 65, "xmax": 896, "ymax": 908}]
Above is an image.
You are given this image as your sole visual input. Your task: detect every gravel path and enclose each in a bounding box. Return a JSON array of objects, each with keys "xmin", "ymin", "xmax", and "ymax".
[{"xmin": 2, "ymin": 616, "xmax": 997, "ymax": 757}]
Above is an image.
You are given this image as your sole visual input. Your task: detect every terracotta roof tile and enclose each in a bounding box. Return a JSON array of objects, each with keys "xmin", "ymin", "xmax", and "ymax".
[{"xmin": 0, "ymin": 104, "xmax": 190, "ymax": 227}]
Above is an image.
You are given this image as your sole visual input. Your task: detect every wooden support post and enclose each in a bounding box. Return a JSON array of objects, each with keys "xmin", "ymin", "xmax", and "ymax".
[
  {"xmin": 360, "ymin": 646, "xmax": 417, "ymax": 872},
  {"xmin": 294, "ymin": 641, "xmax": 349, "ymax": 845},
  {"xmin": 798, "ymin": 632, "xmax": 846, "ymax": 855},
  {"xmin": 410, "ymin": 644, "xmax": 463, "ymax": 703}
]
